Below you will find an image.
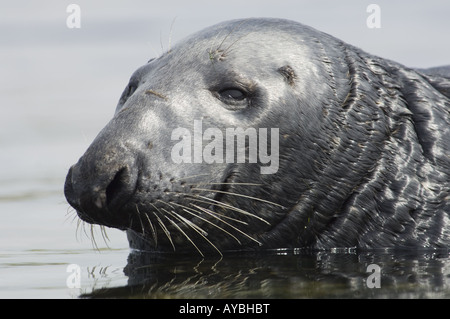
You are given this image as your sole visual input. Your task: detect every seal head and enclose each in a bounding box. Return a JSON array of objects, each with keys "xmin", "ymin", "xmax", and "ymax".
[{"xmin": 65, "ymin": 18, "xmax": 450, "ymax": 254}]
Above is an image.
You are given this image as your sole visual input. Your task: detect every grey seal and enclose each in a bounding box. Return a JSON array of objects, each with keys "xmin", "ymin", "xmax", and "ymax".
[{"xmin": 64, "ymin": 18, "xmax": 450, "ymax": 254}]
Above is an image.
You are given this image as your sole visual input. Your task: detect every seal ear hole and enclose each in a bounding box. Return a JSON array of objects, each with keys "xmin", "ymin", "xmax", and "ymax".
[{"xmin": 278, "ymin": 65, "xmax": 297, "ymax": 86}]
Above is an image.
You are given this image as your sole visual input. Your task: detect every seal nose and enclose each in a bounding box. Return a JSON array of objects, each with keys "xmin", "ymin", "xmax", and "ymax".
[{"xmin": 64, "ymin": 154, "xmax": 138, "ymax": 227}]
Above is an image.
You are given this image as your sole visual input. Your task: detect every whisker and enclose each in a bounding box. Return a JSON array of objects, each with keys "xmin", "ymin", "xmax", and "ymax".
[
  {"xmin": 178, "ymin": 173, "xmax": 210, "ymax": 180},
  {"xmin": 167, "ymin": 201, "xmax": 242, "ymax": 244},
  {"xmin": 161, "ymin": 191, "xmax": 265, "ymax": 225},
  {"xmin": 135, "ymin": 204, "xmax": 154, "ymax": 243},
  {"xmin": 136, "ymin": 208, "xmax": 146, "ymax": 235},
  {"xmin": 184, "ymin": 182, "xmax": 262, "ymax": 187},
  {"xmin": 152, "ymin": 210, "xmax": 175, "ymax": 251},
  {"xmin": 145, "ymin": 214, "xmax": 158, "ymax": 248},
  {"xmin": 81, "ymin": 220, "xmax": 92, "ymax": 242},
  {"xmin": 64, "ymin": 207, "xmax": 79, "ymax": 224},
  {"xmin": 217, "ymin": 19, "xmax": 249, "ymax": 51},
  {"xmin": 190, "ymin": 204, "xmax": 262, "ymax": 246},
  {"xmin": 165, "ymin": 208, "xmax": 223, "ymax": 256},
  {"xmin": 99, "ymin": 226, "xmax": 110, "ymax": 248},
  {"xmin": 176, "ymin": 196, "xmax": 248, "ymax": 225},
  {"xmin": 183, "ymin": 208, "xmax": 242, "ymax": 245},
  {"xmin": 157, "ymin": 199, "xmax": 176, "ymax": 211},
  {"xmin": 159, "ymin": 30, "xmax": 165, "ymax": 54},
  {"xmin": 191, "ymin": 187, "xmax": 286, "ymax": 209},
  {"xmin": 162, "ymin": 210, "xmax": 204, "ymax": 257},
  {"xmin": 222, "ymin": 31, "xmax": 250, "ymax": 55},
  {"xmin": 208, "ymin": 28, "xmax": 227, "ymax": 61},
  {"xmin": 75, "ymin": 218, "xmax": 83, "ymax": 242},
  {"xmin": 145, "ymin": 204, "xmax": 158, "ymax": 247},
  {"xmin": 90, "ymin": 224, "xmax": 100, "ymax": 250},
  {"xmin": 187, "ymin": 194, "xmax": 271, "ymax": 225},
  {"xmin": 168, "ymin": 16, "xmax": 177, "ymax": 53}
]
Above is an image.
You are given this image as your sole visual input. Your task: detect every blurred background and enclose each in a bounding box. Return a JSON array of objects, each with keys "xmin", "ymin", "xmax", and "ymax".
[{"xmin": 0, "ymin": 0, "xmax": 448, "ymax": 298}]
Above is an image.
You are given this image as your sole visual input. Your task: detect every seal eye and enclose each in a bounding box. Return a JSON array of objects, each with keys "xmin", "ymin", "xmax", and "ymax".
[
  {"xmin": 220, "ymin": 89, "xmax": 246, "ymax": 101},
  {"xmin": 217, "ymin": 88, "xmax": 249, "ymax": 110}
]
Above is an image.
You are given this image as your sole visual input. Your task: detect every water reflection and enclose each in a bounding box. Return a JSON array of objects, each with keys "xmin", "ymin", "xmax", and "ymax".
[{"xmin": 83, "ymin": 249, "xmax": 450, "ymax": 298}]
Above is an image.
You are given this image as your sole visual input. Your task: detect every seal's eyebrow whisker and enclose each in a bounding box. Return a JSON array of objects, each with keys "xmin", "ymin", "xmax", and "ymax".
[
  {"xmin": 168, "ymin": 16, "xmax": 177, "ymax": 53},
  {"xmin": 221, "ymin": 31, "xmax": 251, "ymax": 55},
  {"xmin": 208, "ymin": 19, "xmax": 251, "ymax": 62},
  {"xmin": 218, "ymin": 19, "xmax": 249, "ymax": 50}
]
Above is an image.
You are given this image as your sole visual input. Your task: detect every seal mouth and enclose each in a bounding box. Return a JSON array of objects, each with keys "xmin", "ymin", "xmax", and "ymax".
[{"xmin": 124, "ymin": 167, "xmax": 284, "ymax": 255}]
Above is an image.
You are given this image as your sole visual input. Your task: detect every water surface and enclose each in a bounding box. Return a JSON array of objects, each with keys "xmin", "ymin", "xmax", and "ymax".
[
  {"xmin": 85, "ymin": 249, "xmax": 450, "ymax": 299},
  {"xmin": 1, "ymin": 1, "xmax": 449, "ymax": 299}
]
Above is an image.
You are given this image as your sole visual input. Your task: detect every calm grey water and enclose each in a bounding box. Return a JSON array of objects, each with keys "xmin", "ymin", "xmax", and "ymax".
[
  {"xmin": 1, "ymin": 1, "xmax": 449, "ymax": 299},
  {"xmin": 82, "ymin": 249, "xmax": 450, "ymax": 299}
]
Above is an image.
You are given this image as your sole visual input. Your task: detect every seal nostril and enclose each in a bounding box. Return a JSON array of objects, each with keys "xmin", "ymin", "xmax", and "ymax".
[{"xmin": 105, "ymin": 167, "xmax": 130, "ymax": 207}]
